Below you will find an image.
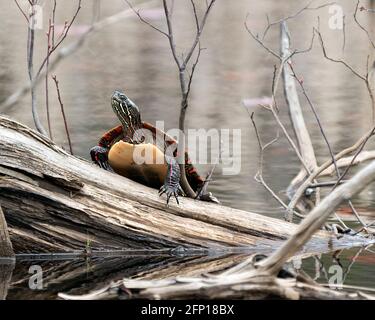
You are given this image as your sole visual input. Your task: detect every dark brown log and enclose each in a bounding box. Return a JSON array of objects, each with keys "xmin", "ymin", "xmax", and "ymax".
[{"xmin": 0, "ymin": 116, "xmax": 370, "ymax": 254}]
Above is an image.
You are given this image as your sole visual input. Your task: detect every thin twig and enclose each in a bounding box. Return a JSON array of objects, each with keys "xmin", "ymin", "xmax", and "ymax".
[
  {"xmin": 27, "ymin": 1, "xmax": 47, "ymax": 135},
  {"xmin": 261, "ymin": 1, "xmax": 336, "ymax": 40},
  {"xmin": 46, "ymin": 19, "xmax": 53, "ymax": 140},
  {"xmin": 308, "ymin": 181, "xmax": 349, "ymax": 189},
  {"xmin": 316, "ymin": 27, "xmax": 375, "ymax": 123},
  {"xmin": 124, "ymin": 0, "xmax": 169, "ymax": 37},
  {"xmin": 35, "ymin": 0, "xmax": 82, "ymax": 81},
  {"xmin": 52, "ymin": 0, "xmax": 57, "ymax": 47},
  {"xmin": 288, "ymin": 127, "xmax": 375, "ymax": 212},
  {"xmin": 342, "ymin": 14, "xmax": 346, "ymax": 52},
  {"xmin": 332, "ymin": 128, "xmax": 375, "ymax": 189},
  {"xmin": 316, "ymin": 28, "xmax": 366, "ymax": 81},
  {"xmin": 250, "ymin": 112, "xmax": 305, "ymax": 219},
  {"xmin": 181, "ymin": 0, "xmax": 216, "ymax": 69},
  {"xmin": 1, "ymin": 1, "xmax": 158, "ymax": 112},
  {"xmin": 14, "ymin": 0, "xmax": 29, "ymax": 22},
  {"xmin": 52, "ymin": 75, "xmax": 73, "ymax": 155},
  {"xmin": 354, "ymin": 0, "xmax": 375, "ymax": 49}
]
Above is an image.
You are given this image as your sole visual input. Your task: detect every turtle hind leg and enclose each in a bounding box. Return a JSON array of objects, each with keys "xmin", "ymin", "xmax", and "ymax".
[{"xmin": 159, "ymin": 157, "xmax": 182, "ymax": 205}]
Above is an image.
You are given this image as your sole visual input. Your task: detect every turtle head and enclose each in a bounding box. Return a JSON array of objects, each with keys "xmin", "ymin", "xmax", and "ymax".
[{"xmin": 111, "ymin": 90, "xmax": 142, "ymax": 132}]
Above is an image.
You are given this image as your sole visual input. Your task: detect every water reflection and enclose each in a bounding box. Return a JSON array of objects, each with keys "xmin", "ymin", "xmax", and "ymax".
[{"xmin": 2, "ymin": 245, "xmax": 372, "ymax": 299}]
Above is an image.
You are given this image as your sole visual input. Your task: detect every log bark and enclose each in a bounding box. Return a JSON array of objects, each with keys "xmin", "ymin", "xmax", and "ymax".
[
  {"xmin": 0, "ymin": 205, "xmax": 14, "ymax": 300},
  {"xmin": 0, "ymin": 116, "xmax": 370, "ymax": 254},
  {"xmin": 0, "ymin": 262, "xmax": 14, "ymax": 300},
  {"xmin": 0, "ymin": 205, "xmax": 14, "ymax": 258}
]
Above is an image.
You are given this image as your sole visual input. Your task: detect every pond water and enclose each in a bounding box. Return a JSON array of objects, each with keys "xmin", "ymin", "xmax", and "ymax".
[
  {"xmin": 4, "ymin": 245, "xmax": 375, "ymax": 299},
  {"xmin": 1, "ymin": 0, "xmax": 375, "ymax": 299}
]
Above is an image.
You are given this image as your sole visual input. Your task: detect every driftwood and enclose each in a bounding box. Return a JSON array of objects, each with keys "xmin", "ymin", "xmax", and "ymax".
[
  {"xmin": 281, "ymin": 22, "xmax": 317, "ymax": 177},
  {"xmin": 320, "ymin": 150, "xmax": 375, "ymax": 176},
  {"xmin": 0, "ymin": 261, "xmax": 14, "ymax": 300},
  {"xmin": 0, "ymin": 203, "xmax": 14, "ymax": 301},
  {"xmin": 0, "ymin": 115, "xmax": 371, "ymax": 255},
  {"xmin": 0, "ymin": 206, "xmax": 14, "ymax": 258},
  {"xmin": 0, "ymin": 205, "xmax": 14, "ymax": 300},
  {"xmin": 280, "ymin": 22, "xmax": 319, "ymax": 219},
  {"xmin": 60, "ymin": 159, "xmax": 375, "ymax": 300}
]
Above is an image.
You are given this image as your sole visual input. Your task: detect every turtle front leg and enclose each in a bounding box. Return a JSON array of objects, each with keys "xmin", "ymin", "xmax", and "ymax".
[
  {"xmin": 90, "ymin": 146, "xmax": 113, "ymax": 172},
  {"xmin": 159, "ymin": 157, "xmax": 183, "ymax": 205}
]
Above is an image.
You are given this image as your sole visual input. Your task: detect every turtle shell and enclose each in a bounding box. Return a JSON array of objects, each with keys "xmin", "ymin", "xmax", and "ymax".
[{"xmin": 105, "ymin": 122, "xmax": 204, "ymax": 191}]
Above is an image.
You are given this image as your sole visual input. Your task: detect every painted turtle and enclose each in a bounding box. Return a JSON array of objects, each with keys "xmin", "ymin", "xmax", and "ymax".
[{"xmin": 90, "ymin": 90, "xmax": 219, "ymax": 204}]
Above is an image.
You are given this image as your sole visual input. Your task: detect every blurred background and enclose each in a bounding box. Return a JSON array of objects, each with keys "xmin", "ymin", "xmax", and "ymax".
[{"xmin": 1, "ymin": 0, "xmax": 375, "ymax": 217}]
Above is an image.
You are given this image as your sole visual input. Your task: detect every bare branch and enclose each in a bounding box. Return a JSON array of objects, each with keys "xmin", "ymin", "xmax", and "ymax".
[
  {"xmin": 259, "ymin": 159, "xmax": 375, "ymax": 275},
  {"xmin": 288, "ymin": 62, "xmax": 356, "ymax": 229},
  {"xmin": 1, "ymin": 1, "xmax": 158, "ymax": 112},
  {"xmin": 288, "ymin": 127, "xmax": 375, "ymax": 211},
  {"xmin": 186, "ymin": 42, "xmax": 203, "ymax": 100},
  {"xmin": 35, "ymin": 0, "xmax": 82, "ymax": 80},
  {"xmin": 181, "ymin": 0, "xmax": 216, "ymax": 69},
  {"xmin": 14, "ymin": 0, "xmax": 29, "ymax": 23},
  {"xmin": 315, "ymin": 28, "xmax": 366, "ymax": 81},
  {"xmin": 27, "ymin": 3, "xmax": 47, "ymax": 135},
  {"xmin": 262, "ymin": 1, "xmax": 336, "ymax": 40},
  {"xmin": 250, "ymin": 112, "xmax": 305, "ymax": 219},
  {"xmin": 354, "ymin": 0, "xmax": 375, "ymax": 49},
  {"xmin": 244, "ymin": 16, "xmax": 281, "ymax": 60},
  {"xmin": 190, "ymin": 0, "xmax": 200, "ymax": 32},
  {"xmin": 52, "ymin": 75, "xmax": 73, "ymax": 155},
  {"xmin": 321, "ymin": 150, "xmax": 375, "ymax": 176},
  {"xmin": 124, "ymin": 0, "xmax": 169, "ymax": 37},
  {"xmin": 45, "ymin": 19, "xmax": 53, "ymax": 139},
  {"xmin": 316, "ymin": 27, "xmax": 375, "ymax": 124},
  {"xmin": 342, "ymin": 14, "xmax": 346, "ymax": 52},
  {"xmin": 52, "ymin": 0, "xmax": 57, "ymax": 47},
  {"xmin": 162, "ymin": 0, "xmax": 182, "ymax": 69}
]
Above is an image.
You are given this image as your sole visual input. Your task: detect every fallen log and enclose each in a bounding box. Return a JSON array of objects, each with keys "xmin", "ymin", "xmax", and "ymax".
[
  {"xmin": 0, "ymin": 261, "xmax": 14, "ymax": 300},
  {"xmin": 61, "ymin": 158, "xmax": 375, "ymax": 300},
  {"xmin": 0, "ymin": 116, "xmax": 370, "ymax": 254},
  {"xmin": 0, "ymin": 205, "xmax": 15, "ymax": 300},
  {"xmin": 0, "ymin": 205, "xmax": 14, "ymax": 258}
]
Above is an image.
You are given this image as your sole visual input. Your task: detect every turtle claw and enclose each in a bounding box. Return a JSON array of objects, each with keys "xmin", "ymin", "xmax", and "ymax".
[
  {"xmin": 174, "ymin": 192, "xmax": 179, "ymax": 205},
  {"xmin": 90, "ymin": 146, "xmax": 113, "ymax": 172},
  {"xmin": 159, "ymin": 184, "xmax": 181, "ymax": 205},
  {"xmin": 198, "ymin": 192, "xmax": 220, "ymax": 204}
]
